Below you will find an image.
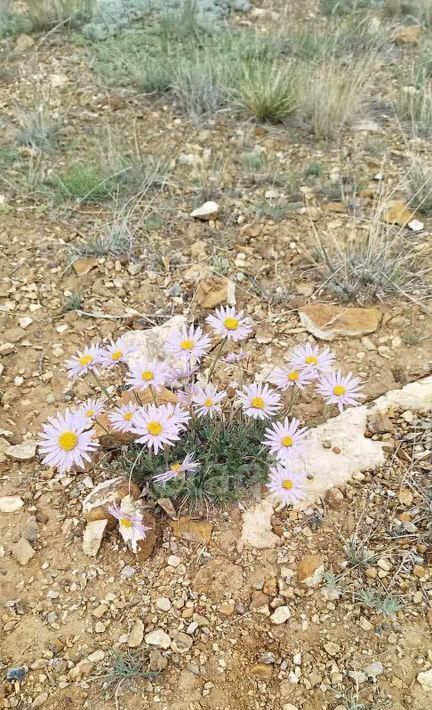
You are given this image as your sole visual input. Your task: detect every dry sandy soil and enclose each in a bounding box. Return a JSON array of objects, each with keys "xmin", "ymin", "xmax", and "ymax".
[{"xmin": 1, "ymin": 1, "xmax": 432, "ymax": 708}]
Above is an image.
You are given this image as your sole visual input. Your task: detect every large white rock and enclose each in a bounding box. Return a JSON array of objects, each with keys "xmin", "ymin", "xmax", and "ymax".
[
  {"xmin": 121, "ymin": 315, "xmax": 188, "ymax": 368},
  {"xmin": 240, "ymin": 377, "xmax": 432, "ymax": 547},
  {"xmin": 291, "ymin": 376, "xmax": 432, "ymax": 509}
]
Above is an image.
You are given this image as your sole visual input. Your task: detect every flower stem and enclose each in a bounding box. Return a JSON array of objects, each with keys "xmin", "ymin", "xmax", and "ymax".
[
  {"xmin": 150, "ymin": 385, "xmax": 158, "ymax": 405},
  {"xmin": 207, "ymin": 336, "xmax": 227, "ymax": 381},
  {"xmin": 133, "ymin": 390, "xmax": 143, "ymax": 407},
  {"xmin": 90, "ymin": 370, "xmax": 116, "ymax": 406}
]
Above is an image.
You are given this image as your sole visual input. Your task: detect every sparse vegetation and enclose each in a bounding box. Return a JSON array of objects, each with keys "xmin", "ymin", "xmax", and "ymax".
[
  {"xmin": 309, "ymin": 201, "xmax": 430, "ymax": 303},
  {"xmin": 407, "ymin": 157, "xmax": 432, "ymax": 213},
  {"xmin": 23, "ymin": 0, "xmax": 94, "ymax": 31},
  {"xmin": 68, "ymin": 217, "xmax": 136, "ymax": 262},
  {"xmin": 172, "ymin": 53, "xmax": 226, "ymax": 122},
  {"xmin": 63, "ymin": 291, "xmax": 84, "ymax": 311}
]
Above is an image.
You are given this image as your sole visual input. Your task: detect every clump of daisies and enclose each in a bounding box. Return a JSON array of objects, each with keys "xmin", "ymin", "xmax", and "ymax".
[{"xmin": 38, "ymin": 306, "xmax": 365, "ymax": 545}]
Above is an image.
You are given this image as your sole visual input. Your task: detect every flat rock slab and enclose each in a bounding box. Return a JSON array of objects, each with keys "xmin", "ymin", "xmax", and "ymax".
[
  {"xmin": 169, "ymin": 518, "xmax": 213, "ymax": 545},
  {"xmin": 240, "ymin": 376, "xmax": 432, "ymax": 544},
  {"xmin": 297, "ymin": 377, "xmax": 432, "ymax": 508},
  {"xmin": 299, "ymin": 304, "xmax": 381, "ymax": 340}
]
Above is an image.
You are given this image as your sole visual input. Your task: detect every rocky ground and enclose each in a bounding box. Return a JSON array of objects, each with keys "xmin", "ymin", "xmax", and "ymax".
[{"xmin": 1, "ymin": 0, "xmax": 432, "ymax": 708}]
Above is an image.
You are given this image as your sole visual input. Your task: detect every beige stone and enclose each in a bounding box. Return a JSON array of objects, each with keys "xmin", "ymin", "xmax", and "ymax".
[{"xmin": 299, "ymin": 304, "xmax": 381, "ymax": 341}]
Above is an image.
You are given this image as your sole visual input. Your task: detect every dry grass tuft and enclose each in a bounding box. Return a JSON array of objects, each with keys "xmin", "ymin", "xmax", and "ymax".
[
  {"xmin": 297, "ymin": 57, "xmax": 373, "ymax": 139},
  {"xmin": 308, "ymin": 200, "xmax": 432, "ymax": 304}
]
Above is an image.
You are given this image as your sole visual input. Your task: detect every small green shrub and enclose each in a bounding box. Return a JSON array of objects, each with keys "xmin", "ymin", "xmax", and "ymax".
[
  {"xmin": 235, "ymin": 60, "xmax": 297, "ymax": 123},
  {"xmin": 123, "ymin": 416, "xmax": 271, "ymax": 510}
]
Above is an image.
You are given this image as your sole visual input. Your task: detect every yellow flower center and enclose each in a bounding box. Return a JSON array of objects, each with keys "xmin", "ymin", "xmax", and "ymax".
[
  {"xmin": 251, "ymin": 396, "xmax": 265, "ymax": 409},
  {"xmin": 282, "ymin": 478, "xmax": 293, "ymax": 490},
  {"xmin": 147, "ymin": 421, "xmax": 162, "ymax": 436},
  {"xmin": 85, "ymin": 409, "xmax": 95, "ymax": 418},
  {"xmin": 281, "ymin": 435, "xmax": 293, "ymax": 448},
  {"xmin": 180, "ymin": 339, "xmax": 194, "ymax": 350},
  {"xmin": 170, "ymin": 462, "xmax": 182, "ymax": 472},
  {"xmin": 120, "ymin": 518, "xmax": 133, "ymax": 528},
  {"xmin": 204, "ymin": 398, "xmax": 214, "ymax": 407},
  {"xmin": 305, "ymin": 355, "xmax": 318, "ymax": 365},
  {"xmin": 123, "ymin": 412, "xmax": 133, "ymax": 421},
  {"xmin": 142, "ymin": 370, "xmax": 154, "ymax": 381},
  {"xmin": 79, "ymin": 354, "xmax": 93, "ymax": 366},
  {"xmin": 58, "ymin": 431, "xmax": 78, "ymax": 451},
  {"xmin": 224, "ymin": 317, "xmax": 239, "ymax": 331},
  {"xmin": 288, "ymin": 371, "xmax": 299, "ymax": 381},
  {"xmin": 333, "ymin": 385, "xmax": 346, "ymax": 396},
  {"xmin": 111, "ymin": 350, "xmax": 123, "ymax": 361}
]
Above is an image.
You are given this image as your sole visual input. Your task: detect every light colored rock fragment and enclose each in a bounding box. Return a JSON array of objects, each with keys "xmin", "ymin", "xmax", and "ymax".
[
  {"xmin": 270, "ymin": 606, "xmax": 291, "ymax": 624},
  {"xmin": 121, "ymin": 315, "xmax": 188, "ymax": 368},
  {"xmin": 190, "ymin": 200, "xmax": 219, "ymax": 220},
  {"xmin": 239, "ymin": 500, "xmax": 279, "ymax": 551},
  {"xmin": 145, "ymin": 629, "xmax": 171, "ymax": 649},
  {"xmin": 0, "ymin": 496, "xmax": 24, "ymax": 513},
  {"xmin": 5, "ymin": 441, "xmax": 37, "ymax": 461},
  {"xmin": 12, "ymin": 538, "xmax": 35, "ymax": 566},
  {"xmin": 417, "ymin": 668, "xmax": 432, "ymax": 694},
  {"xmin": 128, "ymin": 619, "xmax": 144, "ymax": 648},
  {"xmin": 82, "ymin": 519, "xmax": 107, "ymax": 557},
  {"xmin": 298, "ymin": 555, "xmax": 324, "ymax": 587}
]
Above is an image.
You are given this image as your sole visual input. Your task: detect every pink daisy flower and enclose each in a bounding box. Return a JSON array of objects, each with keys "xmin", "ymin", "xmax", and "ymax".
[
  {"xmin": 206, "ymin": 306, "xmax": 252, "ymax": 342},
  {"xmin": 166, "ymin": 364, "xmax": 199, "ymax": 385},
  {"xmin": 177, "ymin": 383, "xmax": 201, "ymax": 406},
  {"xmin": 163, "ymin": 402, "xmax": 190, "ymax": 432},
  {"xmin": 153, "ymin": 453, "xmax": 200, "ymax": 485},
  {"xmin": 268, "ymin": 366, "xmax": 314, "ymax": 391},
  {"xmin": 191, "ymin": 383, "xmax": 226, "ymax": 418},
  {"xmin": 289, "ymin": 342, "xmax": 335, "ymax": 374},
  {"xmin": 108, "ymin": 502, "xmax": 150, "ymax": 553},
  {"xmin": 132, "ymin": 404, "xmax": 180, "ymax": 453},
  {"xmin": 315, "ymin": 370, "xmax": 365, "ymax": 412},
  {"xmin": 65, "ymin": 344, "xmax": 104, "ymax": 379},
  {"xmin": 263, "ymin": 417, "xmax": 308, "ymax": 461},
  {"xmin": 165, "ymin": 324, "xmax": 211, "ymax": 362},
  {"xmin": 78, "ymin": 398, "xmax": 105, "ymax": 421},
  {"xmin": 38, "ymin": 409, "xmax": 99, "ymax": 473},
  {"xmin": 266, "ymin": 466, "xmax": 305, "ymax": 506},
  {"xmin": 108, "ymin": 403, "xmax": 139, "ymax": 433},
  {"xmin": 236, "ymin": 382, "xmax": 282, "ymax": 420},
  {"xmin": 126, "ymin": 360, "xmax": 168, "ymax": 392},
  {"xmin": 100, "ymin": 337, "xmax": 136, "ymax": 368},
  {"xmin": 222, "ymin": 350, "xmax": 248, "ymax": 364}
]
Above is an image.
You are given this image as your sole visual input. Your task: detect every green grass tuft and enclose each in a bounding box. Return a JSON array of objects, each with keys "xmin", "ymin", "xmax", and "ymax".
[
  {"xmin": 235, "ymin": 60, "xmax": 297, "ymax": 123},
  {"xmin": 54, "ymin": 165, "xmax": 112, "ymax": 203}
]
